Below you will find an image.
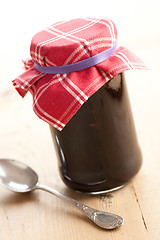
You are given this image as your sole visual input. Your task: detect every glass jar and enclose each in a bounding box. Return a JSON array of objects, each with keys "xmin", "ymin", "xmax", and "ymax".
[{"xmin": 50, "ymin": 73, "xmax": 142, "ymax": 193}]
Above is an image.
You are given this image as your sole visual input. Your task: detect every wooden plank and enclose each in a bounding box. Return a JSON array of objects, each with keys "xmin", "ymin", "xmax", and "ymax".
[{"xmin": 0, "ymin": 85, "xmax": 154, "ymax": 239}]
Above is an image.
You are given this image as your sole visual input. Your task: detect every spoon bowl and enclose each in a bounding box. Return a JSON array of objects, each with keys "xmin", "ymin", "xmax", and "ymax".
[
  {"xmin": 0, "ymin": 158, "xmax": 124, "ymax": 230},
  {"xmin": 0, "ymin": 159, "xmax": 38, "ymax": 192}
]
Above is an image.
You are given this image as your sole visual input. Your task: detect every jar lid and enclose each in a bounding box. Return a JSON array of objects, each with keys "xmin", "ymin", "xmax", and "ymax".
[{"xmin": 12, "ymin": 17, "xmax": 147, "ymax": 130}]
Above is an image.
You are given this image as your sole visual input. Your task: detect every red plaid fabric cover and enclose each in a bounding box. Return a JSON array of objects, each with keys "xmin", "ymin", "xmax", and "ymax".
[{"xmin": 12, "ymin": 17, "xmax": 147, "ymax": 130}]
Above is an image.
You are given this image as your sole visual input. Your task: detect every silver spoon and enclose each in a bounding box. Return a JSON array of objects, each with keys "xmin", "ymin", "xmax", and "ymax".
[{"xmin": 0, "ymin": 158, "xmax": 124, "ymax": 229}]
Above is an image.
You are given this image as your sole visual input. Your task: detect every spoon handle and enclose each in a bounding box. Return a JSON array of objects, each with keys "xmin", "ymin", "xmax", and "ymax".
[
  {"xmin": 36, "ymin": 184, "xmax": 124, "ymax": 229},
  {"xmin": 37, "ymin": 184, "xmax": 95, "ymax": 214}
]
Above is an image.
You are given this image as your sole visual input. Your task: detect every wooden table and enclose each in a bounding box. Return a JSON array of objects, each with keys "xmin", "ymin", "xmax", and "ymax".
[{"xmin": 0, "ymin": 8, "xmax": 160, "ymax": 240}]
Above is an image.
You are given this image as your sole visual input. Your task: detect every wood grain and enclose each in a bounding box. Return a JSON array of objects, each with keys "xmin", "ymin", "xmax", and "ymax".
[{"xmin": 0, "ymin": 67, "xmax": 159, "ymax": 240}]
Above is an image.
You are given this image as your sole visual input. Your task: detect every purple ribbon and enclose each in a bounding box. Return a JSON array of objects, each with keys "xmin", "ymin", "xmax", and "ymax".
[{"xmin": 34, "ymin": 42, "xmax": 117, "ymax": 74}]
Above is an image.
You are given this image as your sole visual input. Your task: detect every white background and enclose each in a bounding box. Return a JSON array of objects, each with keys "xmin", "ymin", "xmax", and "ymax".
[
  {"xmin": 0, "ymin": 0, "xmax": 160, "ymax": 155},
  {"xmin": 0, "ymin": 0, "xmax": 159, "ymax": 140},
  {"xmin": 0, "ymin": 0, "xmax": 160, "ymax": 152},
  {"xmin": 0, "ymin": 0, "xmax": 159, "ymax": 63}
]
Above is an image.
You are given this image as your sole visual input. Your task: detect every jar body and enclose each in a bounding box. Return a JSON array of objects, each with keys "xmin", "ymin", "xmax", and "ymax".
[{"xmin": 50, "ymin": 73, "xmax": 142, "ymax": 193}]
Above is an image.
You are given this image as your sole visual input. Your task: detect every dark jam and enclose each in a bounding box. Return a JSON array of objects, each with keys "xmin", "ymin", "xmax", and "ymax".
[{"xmin": 50, "ymin": 73, "xmax": 142, "ymax": 193}]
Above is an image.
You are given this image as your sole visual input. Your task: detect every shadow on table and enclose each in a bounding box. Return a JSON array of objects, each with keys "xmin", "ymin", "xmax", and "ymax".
[{"xmin": 0, "ymin": 191, "xmax": 38, "ymax": 206}]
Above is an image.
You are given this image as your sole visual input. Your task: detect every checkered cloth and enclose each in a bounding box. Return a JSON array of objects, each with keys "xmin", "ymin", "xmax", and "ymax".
[{"xmin": 12, "ymin": 17, "xmax": 147, "ymax": 131}]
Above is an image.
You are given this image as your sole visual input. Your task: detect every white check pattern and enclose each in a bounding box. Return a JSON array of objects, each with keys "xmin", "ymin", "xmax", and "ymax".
[{"xmin": 12, "ymin": 18, "xmax": 148, "ymax": 130}]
